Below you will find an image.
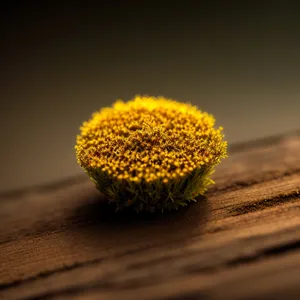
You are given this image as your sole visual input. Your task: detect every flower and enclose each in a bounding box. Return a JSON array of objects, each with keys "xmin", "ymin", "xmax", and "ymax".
[{"xmin": 75, "ymin": 95, "xmax": 227, "ymax": 212}]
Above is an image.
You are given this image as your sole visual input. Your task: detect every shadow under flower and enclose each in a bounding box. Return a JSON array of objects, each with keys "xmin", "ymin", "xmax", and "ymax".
[{"xmin": 68, "ymin": 190, "xmax": 211, "ymax": 255}]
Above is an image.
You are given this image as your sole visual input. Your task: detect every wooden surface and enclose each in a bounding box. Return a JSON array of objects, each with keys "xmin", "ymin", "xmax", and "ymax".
[{"xmin": 0, "ymin": 131, "xmax": 300, "ymax": 300}]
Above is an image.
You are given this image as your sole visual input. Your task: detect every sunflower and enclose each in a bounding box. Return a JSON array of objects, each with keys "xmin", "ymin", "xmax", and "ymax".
[{"xmin": 75, "ymin": 95, "xmax": 227, "ymax": 212}]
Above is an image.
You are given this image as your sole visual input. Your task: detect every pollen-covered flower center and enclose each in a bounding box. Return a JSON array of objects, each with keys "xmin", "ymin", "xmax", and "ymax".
[{"xmin": 75, "ymin": 97, "xmax": 227, "ymax": 183}]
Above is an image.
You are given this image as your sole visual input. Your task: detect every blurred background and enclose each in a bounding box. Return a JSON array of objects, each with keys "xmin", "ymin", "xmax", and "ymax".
[{"xmin": 1, "ymin": 1, "xmax": 299, "ymax": 192}]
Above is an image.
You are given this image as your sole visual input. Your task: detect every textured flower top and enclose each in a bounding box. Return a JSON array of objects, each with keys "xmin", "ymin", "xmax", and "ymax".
[{"xmin": 75, "ymin": 95, "xmax": 227, "ymax": 212}]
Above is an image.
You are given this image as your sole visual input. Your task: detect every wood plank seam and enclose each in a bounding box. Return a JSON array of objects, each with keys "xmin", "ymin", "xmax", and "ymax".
[
  {"xmin": 227, "ymin": 190, "xmax": 300, "ymax": 216},
  {"xmin": 211, "ymin": 168, "xmax": 300, "ymax": 193}
]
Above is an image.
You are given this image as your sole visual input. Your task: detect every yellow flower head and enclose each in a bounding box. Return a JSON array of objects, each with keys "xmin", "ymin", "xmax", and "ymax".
[{"xmin": 75, "ymin": 95, "xmax": 227, "ymax": 212}]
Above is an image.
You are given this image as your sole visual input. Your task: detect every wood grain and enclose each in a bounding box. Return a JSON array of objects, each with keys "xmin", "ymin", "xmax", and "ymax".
[{"xmin": 0, "ymin": 131, "xmax": 300, "ymax": 300}]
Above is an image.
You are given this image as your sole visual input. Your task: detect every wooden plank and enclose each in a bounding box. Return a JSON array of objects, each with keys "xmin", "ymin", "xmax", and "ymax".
[{"xmin": 0, "ymin": 131, "xmax": 299, "ymax": 299}]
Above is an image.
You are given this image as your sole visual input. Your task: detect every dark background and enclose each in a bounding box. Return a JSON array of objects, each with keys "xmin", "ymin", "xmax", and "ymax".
[{"xmin": 1, "ymin": 1, "xmax": 300, "ymax": 192}]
